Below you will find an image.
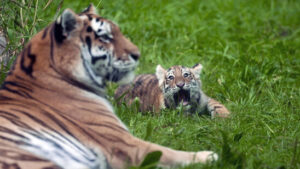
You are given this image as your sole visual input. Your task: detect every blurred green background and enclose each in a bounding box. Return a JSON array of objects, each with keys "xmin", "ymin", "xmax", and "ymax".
[{"xmin": 0, "ymin": 0, "xmax": 299, "ymax": 168}]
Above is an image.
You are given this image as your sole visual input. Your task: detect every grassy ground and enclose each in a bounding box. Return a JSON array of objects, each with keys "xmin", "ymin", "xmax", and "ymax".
[{"xmin": 1, "ymin": 0, "xmax": 299, "ymax": 168}]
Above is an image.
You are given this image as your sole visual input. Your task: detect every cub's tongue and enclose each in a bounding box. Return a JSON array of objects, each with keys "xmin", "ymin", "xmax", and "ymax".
[
  {"xmin": 182, "ymin": 100, "xmax": 189, "ymax": 106},
  {"xmin": 178, "ymin": 90, "xmax": 190, "ymax": 106}
]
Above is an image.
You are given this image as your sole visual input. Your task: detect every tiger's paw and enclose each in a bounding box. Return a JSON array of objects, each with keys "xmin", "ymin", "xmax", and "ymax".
[{"xmin": 195, "ymin": 151, "xmax": 218, "ymax": 163}]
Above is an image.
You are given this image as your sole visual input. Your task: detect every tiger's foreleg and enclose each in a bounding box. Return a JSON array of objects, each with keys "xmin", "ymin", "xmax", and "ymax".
[{"xmin": 107, "ymin": 135, "xmax": 217, "ymax": 169}]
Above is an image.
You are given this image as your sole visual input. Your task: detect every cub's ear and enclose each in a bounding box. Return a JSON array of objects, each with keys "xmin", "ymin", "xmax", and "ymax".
[
  {"xmin": 81, "ymin": 4, "xmax": 98, "ymax": 15},
  {"xmin": 191, "ymin": 63, "xmax": 203, "ymax": 79},
  {"xmin": 55, "ymin": 9, "xmax": 79, "ymax": 43},
  {"xmin": 155, "ymin": 65, "xmax": 166, "ymax": 87}
]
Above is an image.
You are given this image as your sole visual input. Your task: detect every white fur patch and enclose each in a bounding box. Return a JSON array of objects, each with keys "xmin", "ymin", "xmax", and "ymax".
[
  {"xmin": 191, "ymin": 64, "xmax": 203, "ymax": 79},
  {"xmin": 20, "ymin": 130, "xmax": 107, "ymax": 169},
  {"xmin": 79, "ymin": 15, "xmax": 88, "ymax": 20},
  {"xmin": 117, "ymin": 71, "xmax": 135, "ymax": 85},
  {"xmin": 112, "ymin": 54, "xmax": 137, "ymax": 69},
  {"xmin": 72, "ymin": 51, "xmax": 107, "ymax": 97},
  {"xmin": 91, "ymin": 19, "xmax": 113, "ymax": 39},
  {"xmin": 155, "ymin": 65, "xmax": 166, "ymax": 87},
  {"xmin": 90, "ymin": 47, "xmax": 112, "ymax": 76},
  {"xmin": 80, "ymin": 45, "xmax": 106, "ymax": 88}
]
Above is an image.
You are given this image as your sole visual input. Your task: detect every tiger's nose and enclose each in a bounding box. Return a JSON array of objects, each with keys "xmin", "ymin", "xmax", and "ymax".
[
  {"xmin": 130, "ymin": 51, "xmax": 140, "ymax": 61},
  {"xmin": 176, "ymin": 81, "xmax": 185, "ymax": 88}
]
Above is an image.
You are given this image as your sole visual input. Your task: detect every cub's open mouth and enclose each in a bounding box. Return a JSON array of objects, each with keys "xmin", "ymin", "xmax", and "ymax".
[{"xmin": 174, "ymin": 89, "xmax": 190, "ymax": 106}]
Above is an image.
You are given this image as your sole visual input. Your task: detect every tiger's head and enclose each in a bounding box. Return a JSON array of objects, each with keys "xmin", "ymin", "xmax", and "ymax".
[
  {"xmin": 77, "ymin": 5, "xmax": 140, "ymax": 85},
  {"xmin": 60, "ymin": 5, "xmax": 140, "ymax": 86},
  {"xmin": 10, "ymin": 5, "xmax": 139, "ymax": 94},
  {"xmin": 156, "ymin": 64, "xmax": 204, "ymax": 113}
]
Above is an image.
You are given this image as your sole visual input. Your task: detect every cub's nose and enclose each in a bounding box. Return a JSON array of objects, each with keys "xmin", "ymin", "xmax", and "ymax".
[{"xmin": 176, "ymin": 81, "xmax": 185, "ymax": 88}]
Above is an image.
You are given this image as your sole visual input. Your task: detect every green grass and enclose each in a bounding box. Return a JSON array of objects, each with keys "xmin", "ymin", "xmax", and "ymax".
[{"xmin": 1, "ymin": 0, "xmax": 300, "ymax": 168}]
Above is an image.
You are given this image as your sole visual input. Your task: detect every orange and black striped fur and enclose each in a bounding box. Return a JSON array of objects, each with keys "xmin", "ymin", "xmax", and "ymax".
[
  {"xmin": 115, "ymin": 64, "xmax": 230, "ymax": 118},
  {"xmin": 0, "ymin": 5, "xmax": 217, "ymax": 169}
]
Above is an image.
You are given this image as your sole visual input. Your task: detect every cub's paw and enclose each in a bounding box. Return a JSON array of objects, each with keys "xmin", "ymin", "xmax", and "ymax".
[{"xmin": 207, "ymin": 98, "xmax": 230, "ymax": 118}]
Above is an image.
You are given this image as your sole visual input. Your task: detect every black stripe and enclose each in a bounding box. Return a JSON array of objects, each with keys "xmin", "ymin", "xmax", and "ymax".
[
  {"xmin": 15, "ymin": 74, "xmax": 103, "ymax": 104},
  {"xmin": 50, "ymin": 24, "xmax": 55, "ymax": 64},
  {"xmin": 85, "ymin": 122, "xmax": 127, "ymax": 133},
  {"xmin": 86, "ymin": 36, "xmax": 92, "ymax": 52},
  {"xmin": 53, "ymin": 22, "xmax": 65, "ymax": 44},
  {"xmin": 0, "ymin": 162, "xmax": 20, "ymax": 169},
  {"xmin": 12, "ymin": 108, "xmax": 92, "ymax": 157},
  {"xmin": 0, "ymin": 147, "xmax": 49, "ymax": 161},
  {"xmin": 86, "ymin": 14, "xmax": 93, "ymax": 21},
  {"xmin": 42, "ymin": 26, "xmax": 50, "ymax": 39},
  {"xmin": 91, "ymin": 55, "xmax": 107, "ymax": 64},
  {"xmin": 0, "ymin": 126, "xmax": 29, "ymax": 140},
  {"xmin": 145, "ymin": 76, "xmax": 158, "ymax": 90},
  {"xmin": 96, "ymin": 132, "xmax": 135, "ymax": 148},
  {"xmin": 87, "ymin": 26, "xmax": 92, "ymax": 32},
  {"xmin": 192, "ymin": 63, "xmax": 199, "ymax": 68},
  {"xmin": 59, "ymin": 113, "xmax": 110, "ymax": 153},
  {"xmin": 0, "ymin": 112, "xmax": 34, "ymax": 131},
  {"xmin": 137, "ymin": 75, "xmax": 152, "ymax": 96},
  {"xmin": 2, "ymin": 81, "xmax": 32, "ymax": 92},
  {"xmin": 20, "ymin": 44, "xmax": 36, "ymax": 78},
  {"xmin": 0, "ymin": 135, "xmax": 28, "ymax": 145},
  {"xmin": 42, "ymin": 165, "xmax": 62, "ymax": 169},
  {"xmin": 94, "ymin": 31, "xmax": 100, "ymax": 39},
  {"xmin": 0, "ymin": 95, "xmax": 13, "ymax": 100},
  {"xmin": 0, "ymin": 102, "xmax": 31, "ymax": 108},
  {"xmin": 17, "ymin": 104, "xmax": 78, "ymax": 142},
  {"xmin": 11, "ymin": 109, "xmax": 54, "ymax": 131},
  {"xmin": 11, "ymin": 107, "xmax": 95, "ymax": 161},
  {"xmin": 1, "ymin": 83, "xmax": 33, "ymax": 99},
  {"xmin": 41, "ymin": 129, "xmax": 91, "ymax": 157},
  {"xmin": 0, "ymin": 110, "xmax": 19, "ymax": 119}
]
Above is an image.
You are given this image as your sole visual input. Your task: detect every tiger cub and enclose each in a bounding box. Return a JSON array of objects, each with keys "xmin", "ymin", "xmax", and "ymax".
[{"xmin": 115, "ymin": 64, "xmax": 230, "ymax": 117}]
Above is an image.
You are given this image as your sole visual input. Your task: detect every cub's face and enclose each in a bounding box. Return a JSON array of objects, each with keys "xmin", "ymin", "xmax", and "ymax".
[
  {"xmin": 53, "ymin": 5, "xmax": 140, "ymax": 90},
  {"xmin": 156, "ymin": 64, "xmax": 203, "ymax": 112}
]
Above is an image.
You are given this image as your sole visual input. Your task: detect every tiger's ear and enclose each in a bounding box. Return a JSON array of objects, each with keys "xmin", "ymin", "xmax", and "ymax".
[
  {"xmin": 191, "ymin": 63, "xmax": 203, "ymax": 79},
  {"xmin": 155, "ymin": 65, "xmax": 166, "ymax": 87},
  {"xmin": 81, "ymin": 4, "xmax": 98, "ymax": 15},
  {"xmin": 55, "ymin": 9, "xmax": 80, "ymax": 43}
]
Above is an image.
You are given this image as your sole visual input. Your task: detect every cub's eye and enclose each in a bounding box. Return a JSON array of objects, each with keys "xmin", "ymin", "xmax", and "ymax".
[
  {"xmin": 183, "ymin": 73, "xmax": 190, "ymax": 78},
  {"xmin": 167, "ymin": 75, "xmax": 174, "ymax": 80}
]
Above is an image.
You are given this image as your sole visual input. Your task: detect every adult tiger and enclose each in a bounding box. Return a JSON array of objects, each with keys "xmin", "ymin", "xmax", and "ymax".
[
  {"xmin": 0, "ymin": 5, "xmax": 217, "ymax": 169},
  {"xmin": 115, "ymin": 64, "xmax": 230, "ymax": 117}
]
